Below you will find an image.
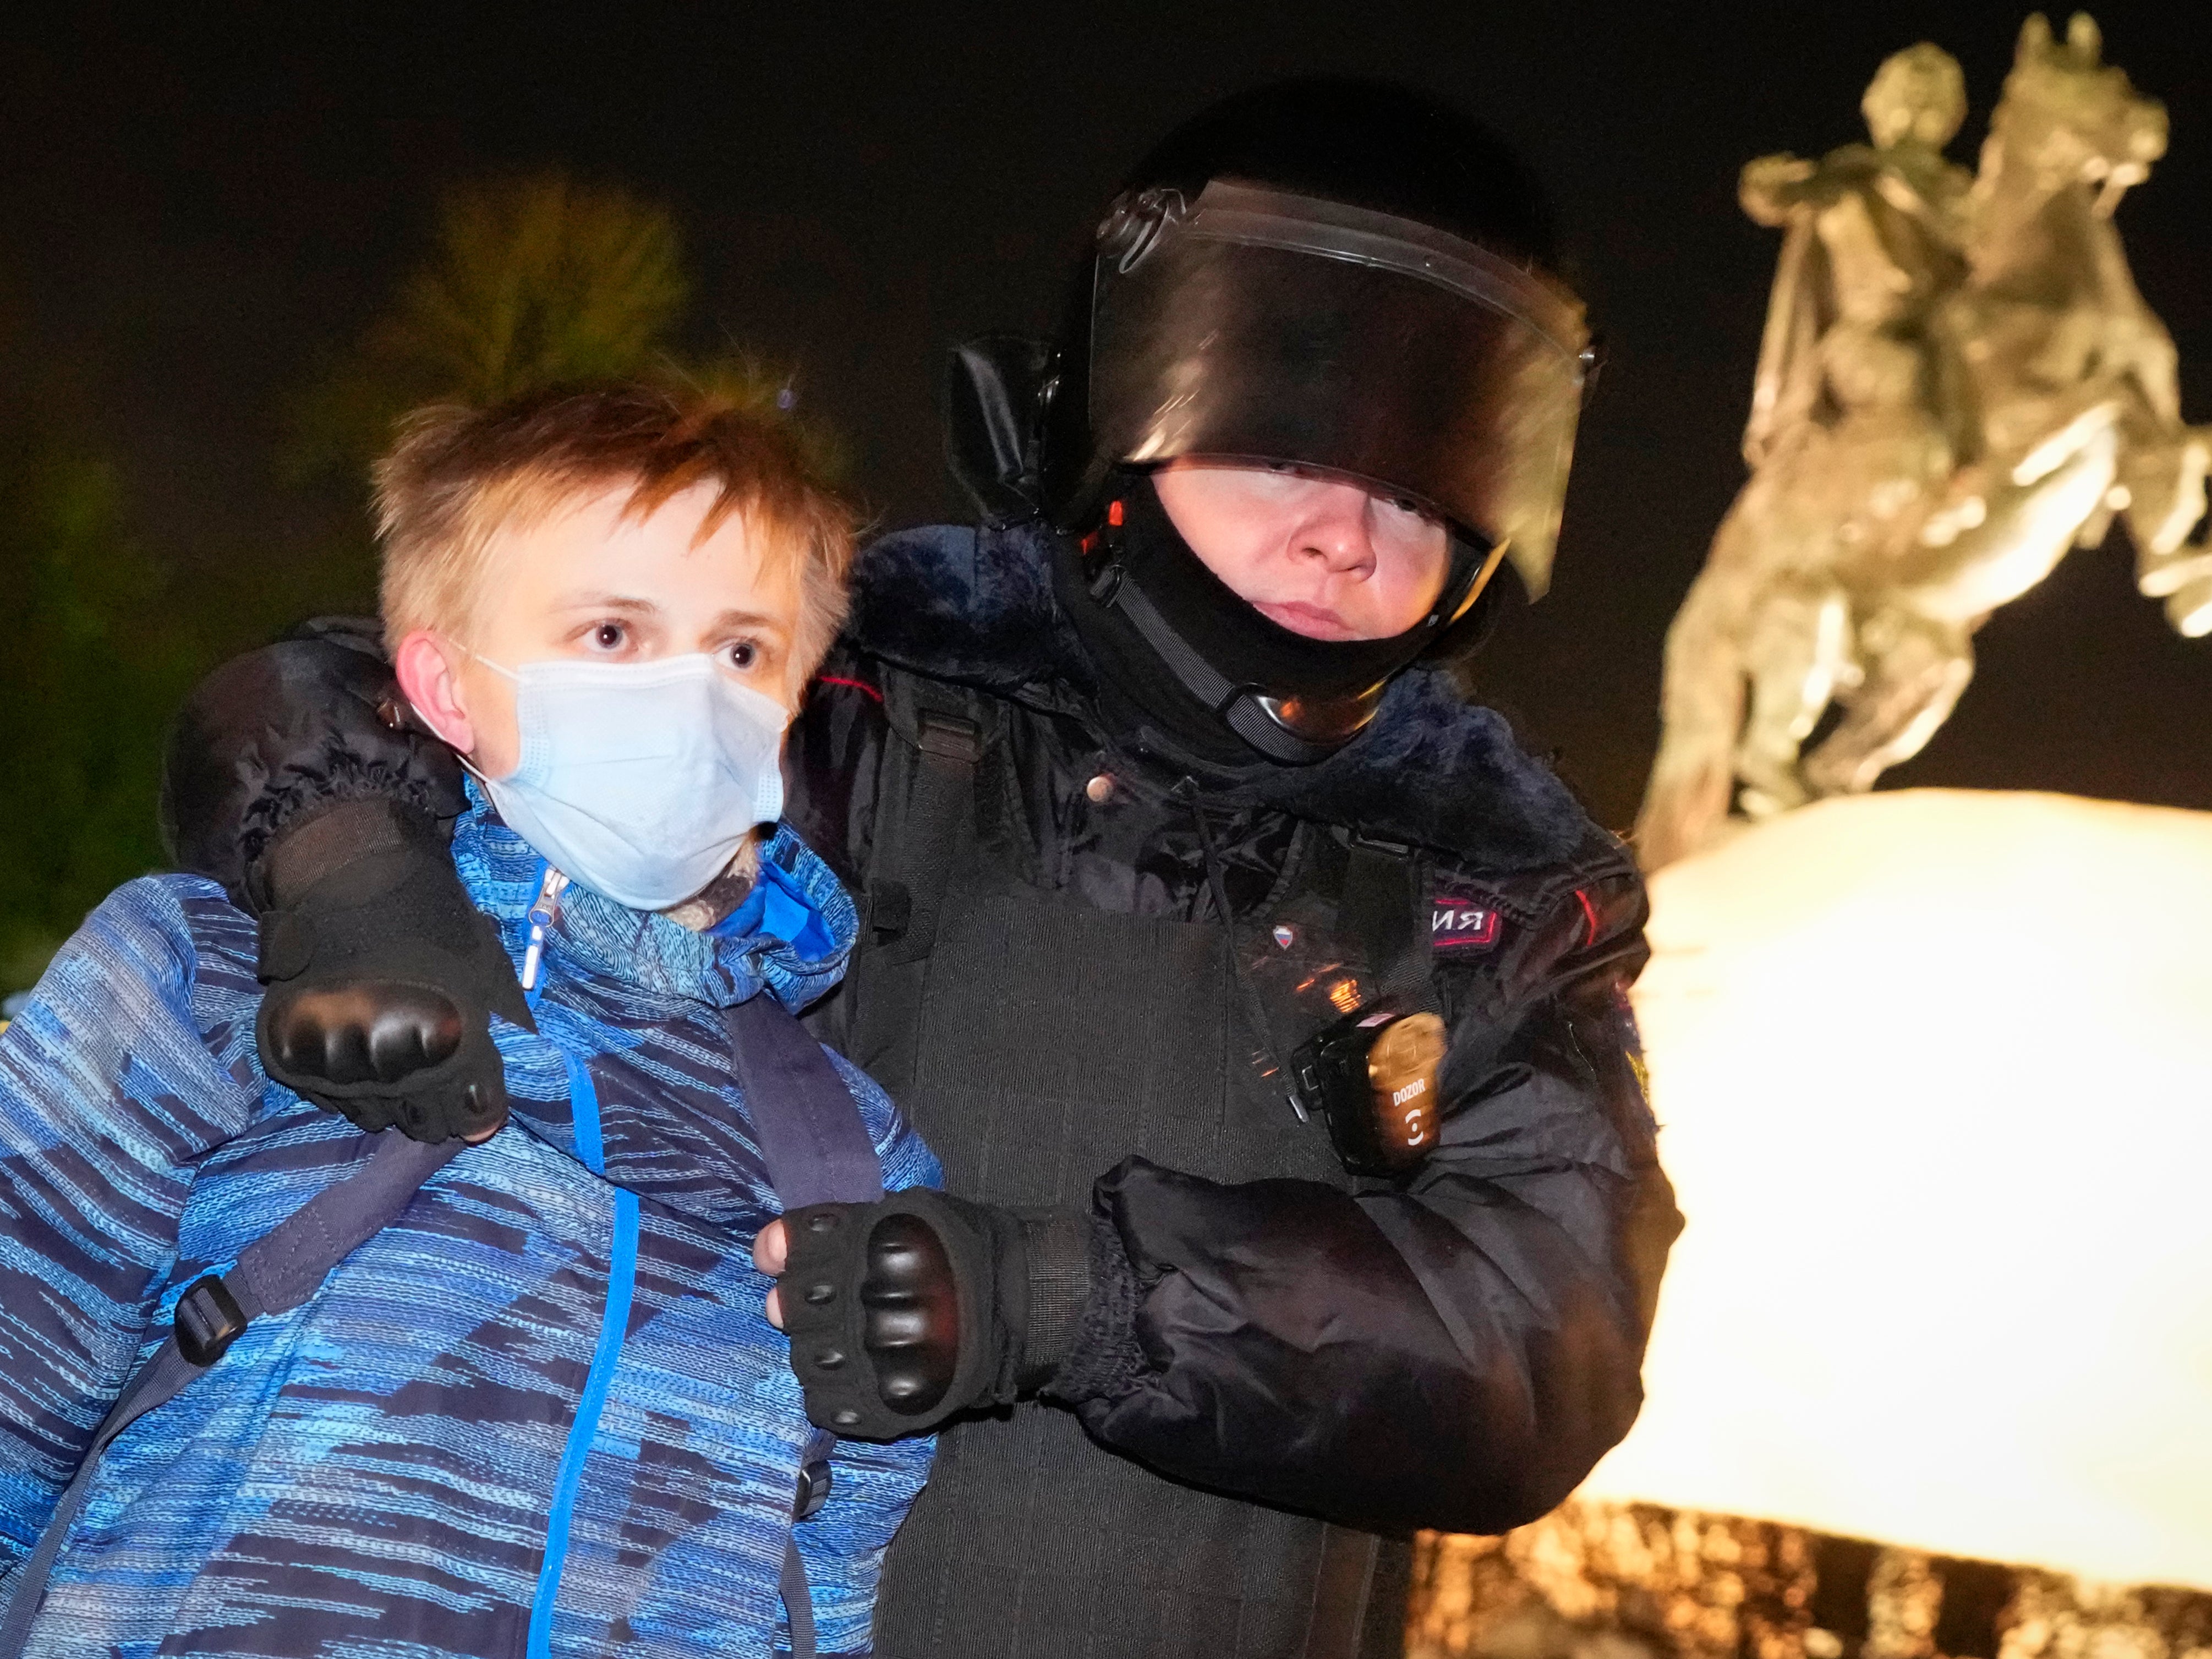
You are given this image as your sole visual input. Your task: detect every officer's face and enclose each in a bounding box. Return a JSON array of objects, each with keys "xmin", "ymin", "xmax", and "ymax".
[{"xmin": 1153, "ymin": 461, "xmax": 1451, "ymax": 641}]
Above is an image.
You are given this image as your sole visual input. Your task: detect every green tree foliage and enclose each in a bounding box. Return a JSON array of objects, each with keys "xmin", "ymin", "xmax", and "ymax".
[
  {"xmin": 289, "ymin": 173, "xmax": 693, "ymax": 478},
  {"xmin": 290, "ymin": 171, "xmax": 842, "ymax": 484},
  {"xmin": 0, "ymin": 433, "xmax": 206, "ymax": 989}
]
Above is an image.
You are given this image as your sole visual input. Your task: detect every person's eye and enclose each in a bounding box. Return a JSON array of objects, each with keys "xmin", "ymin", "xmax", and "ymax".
[
  {"xmin": 1378, "ymin": 495, "xmax": 1442, "ymax": 533},
  {"xmin": 588, "ymin": 621, "xmax": 628, "ymax": 651},
  {"xmin": 725, "ymin": 639, "xmax": 760, "ymax": 671}
]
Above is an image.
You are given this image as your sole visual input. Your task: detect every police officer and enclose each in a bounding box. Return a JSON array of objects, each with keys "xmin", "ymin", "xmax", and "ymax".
[{"xmin": 162, "ymin": 79, "xmax": 1680, "ymax": 1659}]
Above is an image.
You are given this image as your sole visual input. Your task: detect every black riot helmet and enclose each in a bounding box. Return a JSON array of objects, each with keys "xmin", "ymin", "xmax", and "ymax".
[{"xmin": 945, "ymin": 78, "xmax": 1594, "ymax": 765}]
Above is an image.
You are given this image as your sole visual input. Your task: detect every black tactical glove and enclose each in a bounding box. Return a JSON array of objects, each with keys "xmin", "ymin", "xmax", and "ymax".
[
  {"xmin": 777, "ymin": 1191, "xmax": 1099, "ymax": 1439},
  {"xmin": 254, "ymin": 797, "xmax": 535, "ymax": 1141},
  {"xmin": 161, "ymin": 618, "xmax": 530, "ymax": 1145}
]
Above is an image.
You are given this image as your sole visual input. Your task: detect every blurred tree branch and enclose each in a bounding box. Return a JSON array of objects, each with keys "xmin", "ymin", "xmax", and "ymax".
[
  {"xmin": 0, "ymin": 431, "xmax": 205, "ymax": 989},
  {"xmin": 287, "ymin": 172, "xmax": 692, "ymax": 479},
  {"xmin": 286, "ymin": 171, "xmax": 843, "ymax": 484}
]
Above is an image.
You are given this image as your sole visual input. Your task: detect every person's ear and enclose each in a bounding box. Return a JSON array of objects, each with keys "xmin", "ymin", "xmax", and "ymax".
[{"xmin": 392, "ymin": 629, "xmax": 476, "ymax": 754}]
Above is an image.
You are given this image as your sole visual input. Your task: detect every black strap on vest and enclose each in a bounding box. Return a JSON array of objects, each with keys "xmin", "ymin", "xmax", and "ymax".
[
  {"xmin": 846, "ymin": 689, "xmax": 984, "ymax": 1093},
  {"xmin": 1302, "ymin": 1526, "xmax": 1384, "ymax": 1659},
  {"xmin": 869, "ymin": 705, "xmax": 981, "ymax": 968},
  {"xmin": 0, "ymin": 1130, "xmax": 462, "ymax": 1657},
  {"xmin": 1339, "ymin": 836, "xmax": 1434, "ymax": 1006}
]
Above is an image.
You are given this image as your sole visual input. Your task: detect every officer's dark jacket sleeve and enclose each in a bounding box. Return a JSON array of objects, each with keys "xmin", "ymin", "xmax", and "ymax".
[
  {"xmin": 1066, "ymin": 857, "xmax": 1680, "ymax": 1538},
  {"xmin": 158, "ymin": 619, "xmax": 467, "ymax": 907}
]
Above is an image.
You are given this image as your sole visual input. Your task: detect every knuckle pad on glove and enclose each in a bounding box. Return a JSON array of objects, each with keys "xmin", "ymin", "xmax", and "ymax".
[
  {"xmin": 778, "ymin": 1196, "xmax": 996, "ymax": 1440},
  {"xmin": 780, "ymin": 1204, "xmax": 880, "ymax": 1433},
  {"xmin": 859, "ymin": 1214, "xmax": 960, "ymax": 1415},
  {"xmin": 249, "ymin": 826, "xmax": 524, "ymax": 1140},
  {"xmin": 267, "ymin": 982, "xmax": 463, "ymax": 1085}
]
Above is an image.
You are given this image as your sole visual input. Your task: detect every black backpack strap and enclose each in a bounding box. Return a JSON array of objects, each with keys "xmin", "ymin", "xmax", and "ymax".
[
  {"xmin": 779, "ymin": 1535, "xmax": 822, "ymax": 1657},
  {"xmin": 0, "ymin": 1130, "xmax": 460, "ymax": 1656},
  {"xmin": 1339, "ymin": 834, "xmax": 1436, "ymax": 1008},
  {"xmin": 722, "ymin": 991, "xmax": 888, "ymax": 1659},
  {"xmin": 722, "ymin": 994, "xmax": 885, "ymax": 1209},
  {"xmin": 867, "ymin": 694, "xmax": 982, "ymax": 971},
  {"xmin": 840, "ymin": 674, "xmax": 987, "ymax": 1096}
]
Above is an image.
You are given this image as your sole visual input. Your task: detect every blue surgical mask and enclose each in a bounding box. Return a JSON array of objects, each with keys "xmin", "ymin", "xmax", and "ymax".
[{"xmin": 470, "ymin": 652, "xmax": 790, "ymax": 911}]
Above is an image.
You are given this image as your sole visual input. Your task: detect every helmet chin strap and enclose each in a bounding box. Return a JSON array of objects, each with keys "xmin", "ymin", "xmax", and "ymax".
[
  {"xmin": 1089, "ymin": 562, "xmax": 1367, "ymax": 764},
  {"xmin": 1081, "ymin": 476, "xmax": 1508, "ymax": 765}
]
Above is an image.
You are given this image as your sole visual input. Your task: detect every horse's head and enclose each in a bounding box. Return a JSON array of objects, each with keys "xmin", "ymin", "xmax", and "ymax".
[{"xmin": 1988, "ymin": 13, "xmax": 2167, "ymax": 210}]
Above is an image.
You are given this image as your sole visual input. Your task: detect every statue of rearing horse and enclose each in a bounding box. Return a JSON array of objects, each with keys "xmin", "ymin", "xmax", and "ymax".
[{"xmin": 1635, "ymin": 13, "xmax": 2210, "ymax": 872}]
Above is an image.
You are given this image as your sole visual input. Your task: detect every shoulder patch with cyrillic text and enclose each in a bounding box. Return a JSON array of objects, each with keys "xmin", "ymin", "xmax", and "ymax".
[{"xmin": 1431, "ymin": 897, "xmax": 1501, "ymax": 949}]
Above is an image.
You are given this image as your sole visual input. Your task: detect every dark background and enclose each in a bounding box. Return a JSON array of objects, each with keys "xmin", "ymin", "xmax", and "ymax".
[{"xmin": 4, "ymin": 0, "xmax": 2208, "ymax": 833}]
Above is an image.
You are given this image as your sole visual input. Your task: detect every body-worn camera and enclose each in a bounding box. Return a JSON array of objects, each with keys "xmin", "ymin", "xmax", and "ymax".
[{"xmin": 1291, "ymin": 1004, "xmax": 1449, "ymax": 1176}]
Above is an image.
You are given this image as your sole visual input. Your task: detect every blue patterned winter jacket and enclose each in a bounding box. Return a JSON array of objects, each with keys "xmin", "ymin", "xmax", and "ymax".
[{"xmin": 0, "ymin": 797, "xmax": 938, "ymax": 1658}]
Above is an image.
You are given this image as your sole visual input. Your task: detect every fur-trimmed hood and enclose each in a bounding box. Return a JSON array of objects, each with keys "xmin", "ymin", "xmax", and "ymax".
[{"xmin": 844, "ymin": 520, "xmax": 1602, "ymax": 873}]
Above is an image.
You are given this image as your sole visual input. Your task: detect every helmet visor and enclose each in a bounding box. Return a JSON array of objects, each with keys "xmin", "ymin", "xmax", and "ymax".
[{"xmin": 1088, "ymin": 179, "xmax": 1590, "ymax": 598}]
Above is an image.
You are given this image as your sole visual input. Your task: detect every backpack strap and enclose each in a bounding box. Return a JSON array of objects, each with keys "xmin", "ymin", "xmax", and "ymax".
[
  {"xmin": 838, "ymin": 674, "xmax": 988, "ymax": 1096},
  {"xmin": 0, "ymin": 1130, "xmax": 461, "ymax": 1657},
  {"xmin": 721, "ymin": 990, "xmax": 888, "ymax": 1659},
  {"xmin": 725, "ymin": 993, "xmax": 885, "ymax": 1209},
  {"xmin": 866, "ymin": 686, "xmax": 983, "ymax": 972}
]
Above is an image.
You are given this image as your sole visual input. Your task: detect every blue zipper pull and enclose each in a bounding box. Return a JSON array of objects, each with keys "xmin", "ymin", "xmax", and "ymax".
[{"xmin": 521, "ymin": 868, "xmax": 569, "ymax": 992}]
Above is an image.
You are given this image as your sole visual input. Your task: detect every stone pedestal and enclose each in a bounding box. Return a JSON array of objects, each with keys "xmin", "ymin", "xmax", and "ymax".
[{"xmin": 1408, "ymin": 1504, "xmax": 2212, "ymax": 1659}]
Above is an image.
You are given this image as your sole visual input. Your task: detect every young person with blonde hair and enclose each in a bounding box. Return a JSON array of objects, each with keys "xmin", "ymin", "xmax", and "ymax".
[{"xmin": 0, "ymin": 384, "xmax": 934, "ymax": 1658}]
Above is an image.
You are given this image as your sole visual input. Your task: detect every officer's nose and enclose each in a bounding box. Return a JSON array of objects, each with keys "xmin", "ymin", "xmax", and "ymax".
[{"xmin": 1291, "ymin": 481, "xmax": 1379, "ymax": 580}]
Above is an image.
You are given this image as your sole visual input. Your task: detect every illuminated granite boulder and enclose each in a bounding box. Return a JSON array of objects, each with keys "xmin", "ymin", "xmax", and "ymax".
[{"xmin": 1581, "ymin": 789, "xmax": 2212, "ymax": 1592}]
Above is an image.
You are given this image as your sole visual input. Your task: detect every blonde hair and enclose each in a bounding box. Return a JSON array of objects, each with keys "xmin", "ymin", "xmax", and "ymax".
[{"xmin": 374, "ymin": 383, "xmax": 856, "ymax": 684}]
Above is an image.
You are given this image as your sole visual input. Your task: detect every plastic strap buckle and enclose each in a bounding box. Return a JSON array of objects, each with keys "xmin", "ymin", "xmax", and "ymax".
[
  {"xmin": 915, "ymin": 711, "xmax": 981, "ymax": 763},
  {"xmin": 792, "ymin": 1457, "xmax": 833, "ymax": 1521},
  {"xmin": 173, "ymin": 1274, "xmax": 249, "ymax": 1367}
]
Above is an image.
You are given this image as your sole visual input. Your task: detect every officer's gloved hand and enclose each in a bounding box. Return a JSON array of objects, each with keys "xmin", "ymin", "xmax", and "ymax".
[
  {"xmin": 755, "ymin": 1192, "xmax": 1097, "ymax": 1439},
  {"xmin": 254, "ymin": 798, "xmax": 535, "ymax": 1142},
  {"xmin": 161, "ymin": 618, "xmax": 529, "ymax": 1146}
]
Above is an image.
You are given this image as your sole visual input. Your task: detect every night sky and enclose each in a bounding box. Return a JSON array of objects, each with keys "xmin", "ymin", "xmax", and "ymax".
[{"xmin": 4, "ymin": 1, "xmax": 2208, "ymax": 832}]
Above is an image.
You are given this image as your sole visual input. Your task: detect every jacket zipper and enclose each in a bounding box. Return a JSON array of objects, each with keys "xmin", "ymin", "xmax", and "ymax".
[
  {"xmin": 521, "ymin": 867, "xmax": 570, "ymax": 992},
  {"xmin": 516, "ymin": 859, "xmax": 638, "ymax": 1658}
]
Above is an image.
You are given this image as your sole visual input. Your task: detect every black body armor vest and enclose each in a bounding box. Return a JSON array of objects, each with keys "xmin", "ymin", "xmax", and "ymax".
[{"xmin": 843, "ymin": 664, "xmax": 1411, "ymax": 1659}]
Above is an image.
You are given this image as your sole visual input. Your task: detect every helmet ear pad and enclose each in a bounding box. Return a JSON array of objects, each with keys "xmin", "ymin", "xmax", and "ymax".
[
  {"xmin": 943, "ymin": 335, "xmax": 1055, "ymax": 527},
  {"xmin": 1425, "ymin": 562, "xmax": 1525, "ymax": 703}
]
